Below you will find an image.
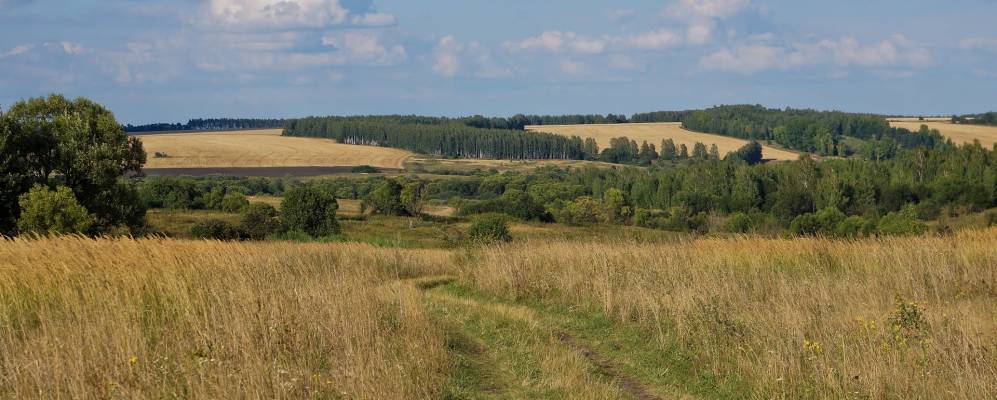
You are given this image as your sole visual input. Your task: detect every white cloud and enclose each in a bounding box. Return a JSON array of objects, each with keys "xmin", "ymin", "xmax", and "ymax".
[
  {"xmin": 321, "ymin": 31, "xmax": 406, "ymax": 65},
  {"xmin": 433, "ymin": 35, "xmax": 511, "ymax": 78},
  {"xmin": 41, "ymin": 41, "xmax": 88, "ymax": 55},
  {"xmin": 506, "ymin": 31, "xmax": 568, "ymax": 52},
  {"xmin": 206, "ymin": 0, "xmax": 349, "ymax": 29},
  {"xmin": 626, "ymin": 29, "xmax": 682, "ymax": 49},
  {"xmin": 700, "ymin": 35, "xmax": 931, "ymax": 74},
  {"xmin": 0, "ymin": 44, "xmax": 33, "ymax": 59},
  {"xmin": 667, "ymin": 0, "xmax": 751, "ymax": 45},
  {"xmin": 351, "ymin": 12, "xmax": 396, "ymax": 27}
]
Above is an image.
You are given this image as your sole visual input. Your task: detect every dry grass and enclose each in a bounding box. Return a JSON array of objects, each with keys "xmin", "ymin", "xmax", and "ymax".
[
  {"xmin": 889, "ymin": 121, "xmax": 997, "ymax": 148},
  {"xmin": 139, "ymin": 129, "xmax": 415, "ymax": 169},
  {"xmin": 0, "ymin": 237, "xmax": 451, "ymax": 398},
  {"xmin": 458, "ymin": 230, "xmax": 997, "ymax": 399},
  {"xmin": 526, "ymin": 122, "xmax": 800, "ymax": 161}
]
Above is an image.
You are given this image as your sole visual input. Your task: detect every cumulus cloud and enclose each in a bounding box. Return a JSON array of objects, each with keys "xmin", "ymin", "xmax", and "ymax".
[
  {"xmin": 504, "ymin": 31, "xmax": 610, "ymax": 55},
  {"xmin": 351, "ymin": 12, "xmax": 396, "ymax": 27},
  {"xmin": 667, "ymin": 0, "xmax": 752, "ymax": 44},
  {"xmin": 433, "ymin": 35, "xmax": 510, "ymax": 78},
  {"xmin": 320, "ymin": 31, "xmax": 406, "ymax": 65},
  {"xmin": 700, "ymin": 35, "xmax": 931, "ymax": 74},
  {"xmin": 206, "ymin": 0, "xmax": 350, "ymax": 29},
  {"xmin": 626, "ymin": 29, "xmax": 682, "ymax": 50}
]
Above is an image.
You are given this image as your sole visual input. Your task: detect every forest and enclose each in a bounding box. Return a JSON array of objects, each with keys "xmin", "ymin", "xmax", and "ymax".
[
  {"xmin": 124, "ymin": 118, "xmax": 285, "ymax": 132},
  {"xmin": 952, "ymin": 112, "xmax": 997, "ymax": 126},
  {"xmin": 283, "ymin": 116, "xmax": 588, "ymax": 160}
]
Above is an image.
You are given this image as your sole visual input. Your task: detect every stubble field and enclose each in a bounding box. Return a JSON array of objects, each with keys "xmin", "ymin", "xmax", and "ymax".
[
  {"xmin": 526, "ymin": 122, "xmax": 800, "ymax": 161},
  {"xmin": 889, "ymin": 121, "xmax": 997, "ymax": 148},
  {"xmin": 137, "ymin": 129, "xmax": 415, "ymax": 170}
]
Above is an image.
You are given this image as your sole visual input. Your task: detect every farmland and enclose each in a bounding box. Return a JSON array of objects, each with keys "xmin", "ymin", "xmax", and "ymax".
[
  {"xmin": 526, "ymin": 122, "xmax": 800, "ymax": 161},
  {"xmin": 888, "ymin": 120, "xmax": 997, "ymax": 148},
  {"xmin": 138, "ymin": 129, "xmax": 415, "ymax": 170}
]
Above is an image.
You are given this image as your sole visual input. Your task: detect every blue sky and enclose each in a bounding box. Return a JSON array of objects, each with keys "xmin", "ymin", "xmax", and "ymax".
[{"xmin": 1, "ymin": 0, "xmax": 996, "ymax": 124}]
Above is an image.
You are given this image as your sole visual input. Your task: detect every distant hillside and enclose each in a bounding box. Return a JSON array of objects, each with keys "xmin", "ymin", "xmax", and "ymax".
[{"xmin": 124, "ymin": 118, "xmax": 284, "ymax": 133}]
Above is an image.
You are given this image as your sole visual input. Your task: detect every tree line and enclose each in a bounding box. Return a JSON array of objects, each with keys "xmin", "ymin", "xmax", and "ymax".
[
  {"xmin": 283, "ymin": 116, "xmax": 586, "ymax": 160},
  {"xmin": 952, "ymin": 112, "xmax": 997, "ymax": 126},
  {"xmin": 124, "ymin": 118, "xmax": 285, "ymax": 133}
]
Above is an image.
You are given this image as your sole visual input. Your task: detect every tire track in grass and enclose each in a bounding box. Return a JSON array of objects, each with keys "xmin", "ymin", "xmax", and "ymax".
[{"xmin": 413, "ymin": 277, "xmax": 667, "ymax": 399}]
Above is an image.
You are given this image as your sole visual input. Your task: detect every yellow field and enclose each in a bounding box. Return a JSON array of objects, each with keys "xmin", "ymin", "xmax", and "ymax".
[
  {"xmin": 889, "ymin": 121, "xmax": 997, "ymax": 148},
  {"xmin": 139, "ymin": 129, "xmax": 415, "ymax": 169},
  {"xmin": 526, "ymin": 122, "xmax": 799, "ymax": 161}
]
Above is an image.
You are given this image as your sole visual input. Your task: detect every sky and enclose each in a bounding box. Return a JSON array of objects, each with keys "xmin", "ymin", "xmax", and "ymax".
[{"xmin": 1, "ymin": 0, "xmax": 996, "ymax": 124}]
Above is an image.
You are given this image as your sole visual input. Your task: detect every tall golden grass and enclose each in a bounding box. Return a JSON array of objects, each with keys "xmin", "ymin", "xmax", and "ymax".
[
  {"xmin": 0, "ymin": 237, "xmax": 450, "ymax": 398},
  {"xmin": 459, "ymin": 230, "xmax": 997, "ymax": 399}
]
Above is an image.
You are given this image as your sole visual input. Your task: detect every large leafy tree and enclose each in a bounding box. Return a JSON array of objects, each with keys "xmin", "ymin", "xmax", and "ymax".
[{"xmin": 0, "ymin": 95, "xmax": 146, "ymax": 235}]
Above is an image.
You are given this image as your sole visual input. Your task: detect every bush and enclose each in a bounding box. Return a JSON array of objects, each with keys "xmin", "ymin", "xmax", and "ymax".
[
  {"xmin": 877, "ymin": 205, "xmax": 927, "ymax": 236},
  {"xmin": 351, "ymin": 165, "xmax": 381, "ymax": 173},
  {"xmin": 557, "ymin": 197, "xmax": 605, "ymax": 226},
  {"xmin": 789, "ymin": 213, "xmax": 820, "ymax": 236},
  {"xmin": 240, "ymin": 203, "xmax": 283, "ymax": 240},
  {"xmin": 17, "ymin": 185, "xmax": 94, "ymax": 235},
  {"xmin": 281, "ymin": 186, "xmax": 340, "ymax": 237},
  {"xmin": 466, "ymin": 214, "xmax": 512, "ymax": 245},
  {"xmin": 365, "ymin": 180, "xmax": 405, "ymax": 215},
  {"xmin": 726, "ymin": 212, "xmax": 754, "ymax": 233},
  {"xmin": 834, "ymin": 216, "xmax": 869, "ymax": 238},
  {"xmin": 190, "ymin": 219, "xmax": 242, "ymax": 240},
  {"xmin": 220, "ymin": 192, "xmax": 250, "ymax": 213}
]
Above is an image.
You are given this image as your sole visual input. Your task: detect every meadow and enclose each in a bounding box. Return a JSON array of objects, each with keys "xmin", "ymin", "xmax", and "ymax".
[
  {"xmin": 889, "ymin": 120, "xmax": 997, "ymax": 148},
  {"xmin": 525, "ymin": 122, "xmax": 799, "ymax": 161},
  {"xmin": 138, "ymin": 129, "xmax": 415, "ymax": 170},
  {"xmin": 1, "ymin": 230, "xmax": 993, "ymax": 399}
]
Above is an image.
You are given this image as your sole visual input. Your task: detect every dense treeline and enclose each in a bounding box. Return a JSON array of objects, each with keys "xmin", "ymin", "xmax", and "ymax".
[
  {"xmin": 632, "ymin": 105, "xmax": 943, "ymax": 157},
  {"xmin": 459, "ymin": 113, "xmax": 629, "ymax": 130},
  {"xmin": 952, "ymin": 112, "xmax": 997, "ymax": 126},
  {"xmin": 124, "ymin": 118, "xmax": 284, "ymax": 132},
  {"xmin": 283, "ymin": 116, "xmax": 586, "ymax": 160}
]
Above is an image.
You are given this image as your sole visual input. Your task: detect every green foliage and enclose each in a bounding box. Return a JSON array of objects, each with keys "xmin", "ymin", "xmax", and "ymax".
[
  {"xmin": 877, "ymin": 205, "xmax": 927, "ymax": 236},
  {"xmin": 726, "ymin": 212, "xmax": 754, "ymax": 233},
  {"xmin": 280, "ymin": 186, "xmax": 341, "ymax": 237},
  {"xmin": 16, "ymin": 185, "xmax": 94, "ymax": 235},
  {"xmin": 365, "ymin": 180, "xmax": 406, "ymax": 215},
  {"xmin": 602, "ymin": 188, "xmax": 632, "ymax": 224},
  {"xmin": 556, "ymin": 196, "xmax": 605, "ymax": 226},
  {"xmin": 351, "ymin": 165, "xmax": 381, "ymax": 173},
  {"xmin": 1, "ymin": 94, "xmax": 146, "ymax": 235},
  {"xmin": 465, "ymin": 214, "xmax": 512, "ymax": 245},
  {"xmin": 400, "ymin": 181, "xmax": 426, "ymax": 215},
  {"xmin": 240, "ymin": 203, "xmax": 283, "ymax": 240},
  {"xmin": 726, "ymin": 141, "xmax": 764, "ymax": 165},
  {"xmin": 189, "ymin": 219, "xmax": 242, "ymax": 241},
  {"xmin": 220, "ymin": 192, "xmax": 250, "ymax": 213}
]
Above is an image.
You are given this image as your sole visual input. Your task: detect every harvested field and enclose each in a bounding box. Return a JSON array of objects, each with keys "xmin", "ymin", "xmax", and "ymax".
[
  {"xmin": 889, "ymin": 121, "xmax": 997, "ymax": 148},
  {"xmin": 138, "ymin": 129, "xmax": 415, "ymax": 170},
  {"xmin": 526, "ymin": 122, "xmax": 799, "ymax": 161}
]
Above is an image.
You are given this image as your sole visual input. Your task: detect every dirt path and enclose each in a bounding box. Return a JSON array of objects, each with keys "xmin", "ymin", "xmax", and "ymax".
[{"xmin": 411, "ymin": 277, "xmax": 679, "ymax": 399}]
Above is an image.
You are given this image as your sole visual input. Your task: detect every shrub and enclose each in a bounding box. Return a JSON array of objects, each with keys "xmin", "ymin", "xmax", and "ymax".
[
  {"xmin": 466, "ymin": 214, "xmax": 512, "ymax": 245},
  {"xmin": 281, "ymin": 186, "xmax": 340, "ymax": 237},
  {"xmin": 557, "ymin": 197, "xmax": 604, "ymax": 226},
  {"xmin": 221, "ymin": 192, "xmax": 250, "ymax": 213},
  {"xmin": 189, "ymin": 219, "xmax": 242, "ymax": 240},
  {"xmin": 350, "ymin": 165, "xmax": 381, "ymax": 173},
  {"xmin": 200, "ymin": 187, "xmax": 226, "ymax": 210},
  {"xmin": 834, "ymin": 216, "xmax": 868, "ymax": 238},
  {"xmin": 877, "ymin": 205, "xmax": 927, "ymax": 236},
  {"xmin": 726, "ymin": 212, "xmax": 754, "ymax": 233},
  {"xmin": 603, "ymin": 188, "xmax": 632, "ymax": 224},
  {"xmin": 240, "ymin": 203, "xmax": 283, "ymax": 240},
  {"xmin": 365, "ymin": 180, "xmax": 405, "ymax": 215},
  {"xmin": 789, "ymin": 213, "xmax": 820, "ymax": 236},
  {"xmin": 17, "ymin": 185, "xmax": 94, "ymax": 235}
]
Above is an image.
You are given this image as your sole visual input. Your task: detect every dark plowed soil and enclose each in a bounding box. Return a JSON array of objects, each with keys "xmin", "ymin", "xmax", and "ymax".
[{"xmin": 142, "ymin": 166, "xmax": 400, "ymax": 177}]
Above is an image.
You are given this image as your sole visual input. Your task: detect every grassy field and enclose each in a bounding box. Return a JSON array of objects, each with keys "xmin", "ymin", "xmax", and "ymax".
[
  {"xmin": 889, "ymin": 120, "xmax": 997, "ymax": 148},
  {"xmin": 526, "ymin": 122, "xmax": 800, "ymax": 161},
  {"xmin": 1, "ymin": 231, "xmax": 993, "ymax": 398},
  {"xmin": 138, "ymin": 129, "xmax": 415, "ymax": 169}
]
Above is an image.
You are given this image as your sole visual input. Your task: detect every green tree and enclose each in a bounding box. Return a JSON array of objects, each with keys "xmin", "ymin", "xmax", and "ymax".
[
  {"xmin": 1, "ymin": 95, "xmax": 146, "ymax": 235},
  {"xmin": 221, "ymin": 192, "xmax": 250, "ymax": 213},
  {"xmin": 365, "ymin": 180, "xmax": 405, "ymax": 215},
  {"xmin": 709, "ymin": 144, "xmax": 721, "ymax": 160},
  {"xmin": 660, "ymin": 139, "xmax": 677, "ymax": 161},
  {"xmin": 558, "ymin": 197, "xmax": 605, "ymax": 226},
  {"xmin": 190, "ymin": 219, "xmax": 242, "ymax": 241},
  {"xmin": 678, "ymin": 144, "xmax": 690, "ymax": 160},
  {"xmin": 692, "ymin": 142, "xmax": 709, "ymax": 160},
  {"xmin": 603, "ymin": 188, "xmax": 632, "ymax": 224},
  {"xmin": 240, "ymin": 203, "xmax": 283, "ymax": 240},
  {"xmin": 281, "ymin": 186, "xmax": 340, "ymax": 237},
  {"xmin": 466, "ymin": 214, "xmax": 512, "ymax": 245},
  {"xmin": 16, "ymin": 185, "xmax": 94, "ymax": 235},
  {"xmin": 400, "ymin": 181, "xmax": 426, "ymax": 215}
]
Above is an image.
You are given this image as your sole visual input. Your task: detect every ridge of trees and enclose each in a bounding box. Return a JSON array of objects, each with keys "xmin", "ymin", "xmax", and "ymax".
[
  {"xmin": 124, "ymin": 118, "xmax": 285, "ymax": 133},
  {"xmin": 283, "ymin": 116, "xmax": 587, "ymax": 160},
  {"xmin": 951, "ymin": 112, "xmax": 997, "ymax": 126}
]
